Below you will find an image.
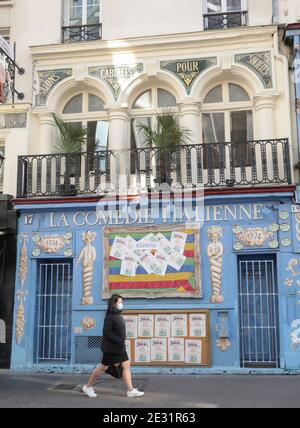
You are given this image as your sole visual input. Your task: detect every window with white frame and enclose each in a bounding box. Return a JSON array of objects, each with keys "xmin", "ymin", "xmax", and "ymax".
[
  {"xmin": 130, "ymin": 87, "xmax": 178, "ymax": 149},
  {"xmin": 63, "ymin": 0, "xmax": 102, "ymax": 42},
  {"xmin": 204, "ymin": 0, "xmax": 248, "ymax": 30},
  {"xmin": 61, "ymin": 92, "xmax": 109, "ymax": 169},
  {"xmin": 0, "ymin": 144, "xmax": 5, "ymax": 194},
  {"xmin": 202, "ymin": 82, "xmax": 253, "ymax": 168}
]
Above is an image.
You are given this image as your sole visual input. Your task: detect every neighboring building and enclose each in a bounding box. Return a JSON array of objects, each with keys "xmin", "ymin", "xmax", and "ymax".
[{"xmin": 3, "ymin": 0, "xmax": 300, "ymax": 372}]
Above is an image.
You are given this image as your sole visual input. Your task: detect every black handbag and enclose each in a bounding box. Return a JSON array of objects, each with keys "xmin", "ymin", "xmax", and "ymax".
[{"xmin": 105, "ymin": 364, "xmax": 123, "ymax": 379}]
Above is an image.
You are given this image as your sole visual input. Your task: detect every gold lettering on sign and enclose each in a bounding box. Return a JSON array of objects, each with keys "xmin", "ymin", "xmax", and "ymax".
[
  {"xmin": 176, "ymin": 62, "xmax": 199, "ymax": 74},
  {"xmin": 249, "ymin": 56, "xmax": 269, "ymax": 76},
  {"xmin": 39, "ymin": 73, "xmax": 60, "ymax": 96}
]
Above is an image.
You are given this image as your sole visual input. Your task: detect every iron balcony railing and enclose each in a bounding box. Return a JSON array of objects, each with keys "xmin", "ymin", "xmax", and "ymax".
[
  {"xmin": 62, "ymin": 23, "xmax": 102, "ymax": 43},
  {"xmin": 204, "ymin": 10, "xmax": 248, "ymax": 30},
  {"xmin": 16, "ymin": 139, "xmax": 291, "ymax": 198}
]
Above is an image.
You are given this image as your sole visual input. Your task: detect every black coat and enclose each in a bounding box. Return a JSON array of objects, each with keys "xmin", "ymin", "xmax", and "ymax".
[{"xmin": 102, "ymin": 313, "xmax": 126, "ymax": 354}]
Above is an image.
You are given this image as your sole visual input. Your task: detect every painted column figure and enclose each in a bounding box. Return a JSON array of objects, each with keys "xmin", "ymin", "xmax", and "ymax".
[
  {"xmin": 76, "ymin": 231, "xmax": 97, "ymax": 305},
  {"xmin": 206, "ymin": 227, "xmax": 224, "ymax": 304}
]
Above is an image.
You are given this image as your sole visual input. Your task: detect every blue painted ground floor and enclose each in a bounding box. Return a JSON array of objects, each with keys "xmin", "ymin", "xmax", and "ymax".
[{"xmin": 10, "ymin": 188, "xmax": 300, "ymax": 373}]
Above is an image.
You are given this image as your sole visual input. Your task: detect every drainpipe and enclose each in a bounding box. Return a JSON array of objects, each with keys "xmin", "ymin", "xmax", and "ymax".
[
  {"xmin": 273, "ymin": 29, "xmax": 295, "ymax": 185},
  {"xmin": 273, "ymin": 0, "xmax": 279, "ymax": 24}
]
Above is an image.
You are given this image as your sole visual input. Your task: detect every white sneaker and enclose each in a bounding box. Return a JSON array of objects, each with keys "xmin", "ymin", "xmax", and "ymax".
[
  {"xmin": 127, "ymin": 388, "xmax": 144, "ymax": 398},
  {"xmin": 82, "ymin": 385, "xmax": 97, "ymax": 398}
]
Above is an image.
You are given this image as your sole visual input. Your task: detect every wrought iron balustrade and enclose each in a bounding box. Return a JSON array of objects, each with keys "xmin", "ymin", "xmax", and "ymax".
[
  {"xmin": 62, "ymin": 24, "xmax": 102, "ymax": 42},
  {"xmin": 204, "ymin": 11, "xmax": 248, "ymax": 30},
  {"xmin": 16, "ymin": 139, "xmax": 291, "ymax": 198}
]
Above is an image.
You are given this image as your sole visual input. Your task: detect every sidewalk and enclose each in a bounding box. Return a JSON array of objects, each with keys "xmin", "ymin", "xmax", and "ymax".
[{"xmin": 0, "ymin": 370, "xmax": 300, "ymax": 408}]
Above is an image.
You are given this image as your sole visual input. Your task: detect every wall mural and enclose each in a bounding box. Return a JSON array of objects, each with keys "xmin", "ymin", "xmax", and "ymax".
[
  {"xmin": 103, "ymin": 227, "xmax": 201, "ymax": 299},
  {"xmin": 16, "ymin": 233, "xmax": 29, "ymax": 345},
  {"xmin": 235, "ymin": 51, "xmax": 273, "ymax": 89},
  {"xmin": 216, "ymin": 338, "xmax": 231, "ymax": 352},
  {"xmin": 160, "ymin": 57, "xmax": 217, "ymax": 95},
  {"xmin": 76, "ymin": 231, "xmax": 97, "ymax": 305},
  {"xmin": 232, "ymin": 224, "xmax": 278, "ymax": 251},
  {"xmin": 206, "ymin": 227, "xmax": 224, "ymax": 304},
  {"xmin": 88, "ymin": 63, "xmax": 143, "ymax": 100}
]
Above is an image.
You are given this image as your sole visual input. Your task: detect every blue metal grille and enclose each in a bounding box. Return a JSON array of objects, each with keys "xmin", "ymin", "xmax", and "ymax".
[
  {"xmin": 75, "ymin": 336, "xmax": 103, "ymax": 365},
  {"xmin": 238, "ymin": 256, "xmax": 280, "ymax": 368},
  {"xmin": 35, "ymin": 261, "xmax": 73, "ymax": 364}
]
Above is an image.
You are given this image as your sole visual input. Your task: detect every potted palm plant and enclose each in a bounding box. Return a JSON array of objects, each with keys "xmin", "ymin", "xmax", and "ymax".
[
  {"xmin": 53, "ymin": 113, "xmax": 87, "ymax": 196},
  {"xmin": 137, "ymin": 111, "xmax": 191, "ymax": 186}
]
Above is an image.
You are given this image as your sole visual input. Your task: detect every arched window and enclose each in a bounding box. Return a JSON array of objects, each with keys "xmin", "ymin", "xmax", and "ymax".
[
  {"xmin": 131, "ymin": 87, "xmax": 177, "ymax": 149},
  {"xmin": 61, "ymin": 92, "xmax": 108, "ymax": 154},
  {"xmin": 202, "ymin": 82, "xmax": 253, "ymax": 167}
]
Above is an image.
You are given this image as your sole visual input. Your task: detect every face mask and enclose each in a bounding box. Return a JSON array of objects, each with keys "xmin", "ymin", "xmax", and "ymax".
[{"xmin": 116, "ymin": 303, "xmax": 123, "ymax": 312}]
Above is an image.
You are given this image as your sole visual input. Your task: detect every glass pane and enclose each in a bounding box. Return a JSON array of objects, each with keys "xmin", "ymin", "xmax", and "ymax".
[
  {"xmin": 157, "ymin": 89, "xmax": 177, "ymax": 108},
  {"xmin": 131, "ymin": 117, "xmax": 152, "ymax": 149},
  {"xmin": 70, "ymin": 0, "xmax": 83, "ymax": 25},
  {"xmin": 203, "ymin": 85, "xmax": 223, "ymax": 103},
  {"xmin": 133, "ymin": 90, "xmax": 152, "ymax": 109},
  {"xmin": 230, "ymin": 110, "xmax": 253, "ymax": 167},
  {"xmin": 227, "ymin": 0, "xmax": 242, "ymax": 11},
  {"xmin": 88, "ymin": 94, "xmax": 104, "ymax": 112},
  {"xmin": 87, "ymin": 120, "xmax": 109, "ymax": 151},
  {"xmin": 87, "ymin": 0, "xmax": 100, "ymax": 25},
  {"xmin": 229, "ymin": 84, "xmax": 250, "ymax": 102},
  {"xmin": 63, "ymin": 94, "xmax": 83, "ymax": 114},
  {"xmin": 0, "ymin": 146, "xmax": 5, "ymax": 193},
  {"xmin": 207, "ymin": 0, "xmax": 222, "ymax": 13},
  {"xmin": 230, "ymin": 110, "xmax": 253, "ymax": 142},
  {"xmin": 202, "ymin": 113, "xmax": 225, "ymax": 170},
  {"xmin": 202, "ymin": 113, "xmax": 225, "ymax": 143},
  {"xmin": 87, "ymin": 120, "xmax": 109, "ymax": 171}
]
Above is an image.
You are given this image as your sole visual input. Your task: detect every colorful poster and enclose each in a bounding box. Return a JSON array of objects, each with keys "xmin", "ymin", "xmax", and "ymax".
[
  {"xmin": 139, "ymin": 251, "xmax": 157, "ymax": 275},
  {"xmin": 135, "ymin": 339, "xmax": 151, "ymax": 363},
  {"xmin": 171, "ymin": 314, "xmax": 188, "ymax": 337},
  {"xmin": 137, "ymin": 233, "xmax": 157, "ymax": 251},
  {"xmin": 110, "ymin": 236, "xmax": 126, "ymax": 260},
  {"xmin": 120, "ymin": 255, "xmax": 138, "ymax": 277},
  {"xmin": 168, "ymin": 338, "xmax": 185, "ymax": 362},
  {"xmin": 151, "ymin": 338, "xmax": 167, "ymax": 362},
  {"xmin": 167, "ymin": 252, "xmax": 186, "ymax": 271},
  {"xmin": 138, "ymin": 314, "xmax": 154, "ymax": 337},
  {"xmin": 124, "ymin": 315, "xmax": 138, "ymax": 339},
  {"xmin": 155, "ymin": 314, "xmax": 171, "ymax": 337},
  {"xmin": 104, "ymin": 227, "xmax": 201, "ymax": 299},
  {"xmin": 190, "ymin": 314, "xmax": 207, "ymax": 338},
  {"xmin": 185, "ymin": 340, "xmax": 202, "ymax": 364},
  {"xmin": 171, "ymin": 232, "xmax": 188, "ymax": 255},
  {"xmin": 153, "ymin": 252, "xmax": 168, "ymax": 276}
]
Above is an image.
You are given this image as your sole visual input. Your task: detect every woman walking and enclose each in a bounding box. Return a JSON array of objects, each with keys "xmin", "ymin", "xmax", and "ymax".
[{"xmin": 82, "ymin": 294, "xmax": 144, "ymax": 399}]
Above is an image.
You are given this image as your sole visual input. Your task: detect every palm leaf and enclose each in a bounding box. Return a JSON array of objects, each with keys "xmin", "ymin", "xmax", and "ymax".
[{"xmin": 53, "ymin": 113, "xmax": 87, "ymax": 154}]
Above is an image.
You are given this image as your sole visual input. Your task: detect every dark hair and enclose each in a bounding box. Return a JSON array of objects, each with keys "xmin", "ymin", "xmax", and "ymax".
[{"xmin": 106, "ymin": 294, "xmax": 123, "ymax": 315}]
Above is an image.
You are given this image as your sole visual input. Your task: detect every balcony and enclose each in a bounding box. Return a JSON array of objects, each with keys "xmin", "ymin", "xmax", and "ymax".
[
  {"xmin": 62, "ymin": 23, "xmax": 102, "ymax": 43},
  {"xmin": 16, "ymin": 139, "xmax": 291, "ymax": 199},
  {"xmin": 204, "ymin": 11, "xmax": 248, "ymax": 30}
]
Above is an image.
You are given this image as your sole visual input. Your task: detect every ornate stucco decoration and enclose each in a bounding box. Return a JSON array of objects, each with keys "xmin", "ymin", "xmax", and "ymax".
[
  {"xmin": 16, "ymin": 233, "xmax": 29, "ymax": 345},
  {"xmin": 81, "ymin": 317, "xmax": 97, "ymax": 330},
  {"xmin": 76, "ymin": 230, "xmax": 97, "ymax": 305},
  {"xmin": 235, "ymin": 51, "xmax": 273, "ymax": 89},
  {"xmin": 207, "ymin": 227, "xmax": 224, "ymax": 304},
  {"xmin": 160, "ymin": 57, "xmax": 217, "ymax": 95},
  {"xmin": 233, "ymin": 226, "xmax": 273, "ymax": 247},
  {"xmin": 290, "ymin": 320, "xmax": 300, "ymax": 351},
  {"xmin": 88, "ymin": 63, "xmax": 143, "ymax": 100},
  {"xmin": 32, "ymin": 232, "xmax": 73, "ymax": 256},
  {"xmin": 216, "ymin": 338, "xmax": 231, "ymax": 352}
]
